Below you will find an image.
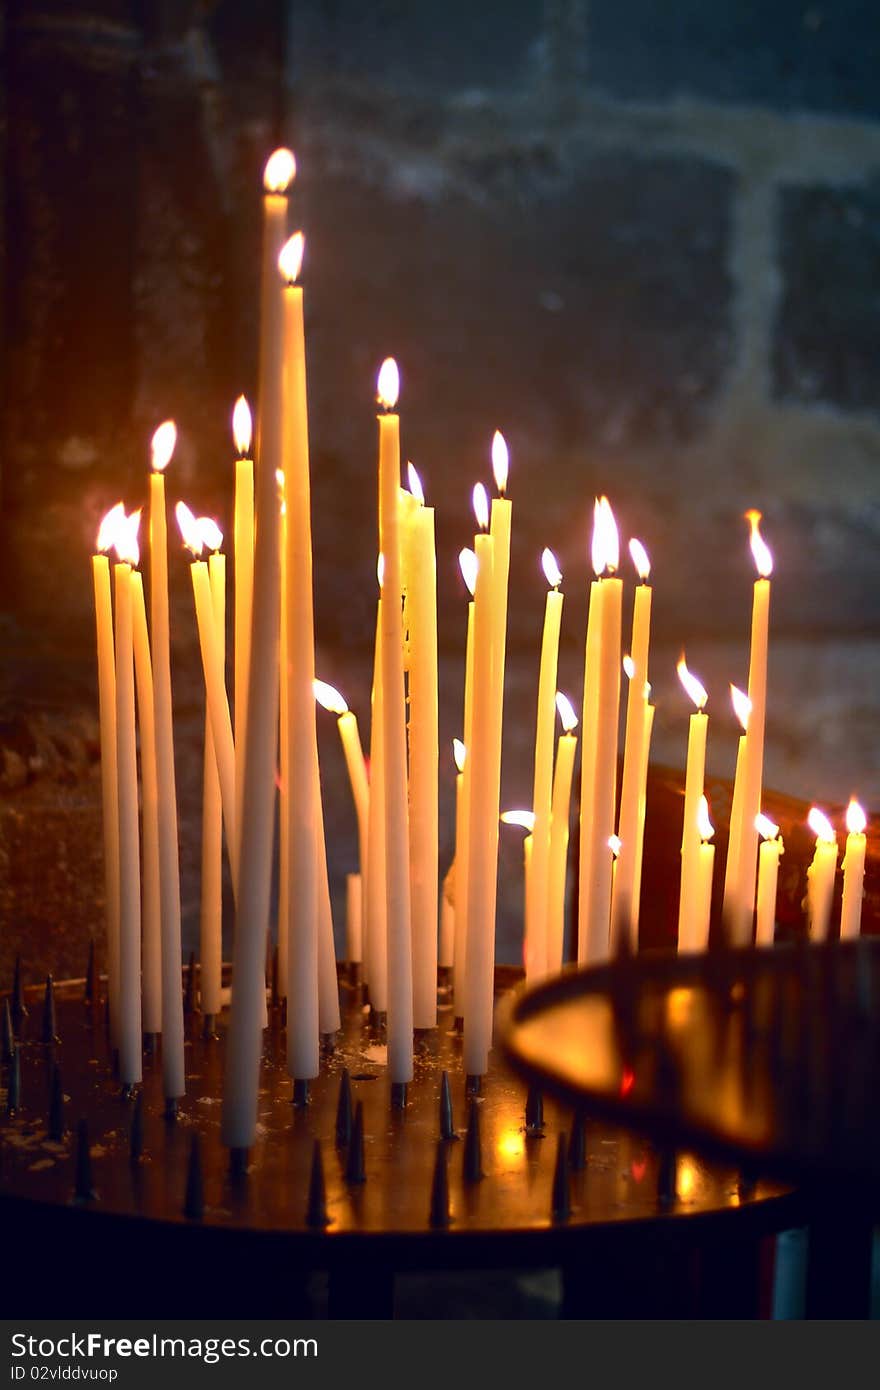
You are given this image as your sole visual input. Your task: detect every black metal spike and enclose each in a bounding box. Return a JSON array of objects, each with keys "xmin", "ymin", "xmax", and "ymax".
[
  {"xmin": 657, "ymin": 1146, "xmax": 676, "ymax": 1206},
  {"xmin": 525, "ymin": 1084, "xmax": 545, "ymax": 1134},
  {"xmin": 84, "ymin": 941, "xmax": 96, "ymax": 1004},
  {"xmin": 391, "ymin": 1081, "xmax": 407, "ymax": 1110},
  {"xmin": 2, "ymin": 999, "xmax": 13, "ymax": 1064},
  {"xmin": 429, "ymin": 1140, "xmax": 450, "ymax": 1229},
  {"xmin": 292, "ymin": 1078, "xmax": 309, "ymax": 1108},
  {"xmin": 568, "ymin": 1111, "xmax": 587, "ymax": 1171},
  {"xmin": 552, "ymin": 1132, "xmax": 571, "ymax": 1222},
  {"xmin": 129, "ymin": 1092, "xmax": 144, "ymax": 1164},
  {"xmin": 48, "ymin": 1063, "xmax": 64, "ymax": 1141},
  {"xmin": 463, "ymin": 1099, "xmax": 483, "ymax": 1183},
  {"xmin": 465, "ymin": 1072, "xmax": 481, "ymax": 1096},
  {"xmin": 183, "ymin": 1134, "xmax": 204, "ymax": 1220},
  {"xmin": 6, "ymin": 1045, "xmax": 21, "ymax": 1114},
  {"xmin": 335, "ymin": 1069, "xmax": 353, "ymax": 1148},
  {"xmin": 183, "ymin": 951, "xmax": 196, "ymax": 1016},
  {"xmin": 306, "ymin": 1140, "xmax": 329, "ymax": 1228},
  {"xmin": 11, "ymin": 956, "xmax": 27, "ymax": 1028},
  {"xmin": 163, "ymin": 1097, "xmax": 178, "ymax": 1123},
  {"xmin": 345, "ymin": 1101, "xmax": 366, "ymax": 1184},
  {"xmin": 42, "ymin": 975, "xmax": 57, "ymax": 1044},
  {"xmin": 74, "ymin": 1119, "xmax": 94, "ymax": 1201},
  {"xmin": 439, "ymin": 1070, "xmax": 457, "ymax": 1141},
  {"xmin": 228, "ymin": 1147, "xmax": 249, "ymax": 1181}
]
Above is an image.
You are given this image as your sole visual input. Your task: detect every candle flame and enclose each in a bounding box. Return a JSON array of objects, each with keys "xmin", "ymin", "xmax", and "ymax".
[
  {"xmin": 175, "ymin": 501, "xmax": 203, "ymax": 557},
  {"xmin": 541, "ymin": 547, "xmax": 562, "ymax": 589},
  {"xmin": 313, "ymin": 679, "xmax": 348, "ymax": 715},
  {"xmin": 406, "ymin": 462, "xmax": 425, "ymax": 505},
  {"xmin": 808, "ymin": 807, "xmax": 836, "ymax": 844},
  {"xmin": 501, "ymin": 809, "xmax": 535, "ymax": 831},
  {"xmin": 629, "ymin": 537, "xmax": 651, "ymax": 580},
  {"xmin": 591, "ymin": 496, "xmax": 619, "ymax": 576},
  {"xmin": 150, "ymin": 420, "xmax": 176, "ymax": 473},
  {"xmin": 846, "ymin": 798, "xmax": 867, "ymax": 835},
  {"xmin": 473, "ymin": 482, "xmax": 489, "ymax": 532},
  {"xmin": 112, "ymin": 508, "xmax": 141, "ymax": 567},
  {"xmin": 96, "ymin": 502, "xmax": 125, "ymax": 553},
  {"xmin": 459, "ymin": 547, "xmax": 478, "ymax": 596},
  {"xmin": 263, "ymin": 147, "xmax": 296, "ymax": 194},
  {"xmin": 377, "ymin": 357, "xmax": 400, "ymax": 410},
  {"xmin": 232, "ymin": 395, "xmax": 253, "ymax": 456},
  {"xmin": 555, "ymin": 691, "xmax": 579, "ymax": 732},
  {"xmin": 609, "ymin": 835, "xmax": 622, "ymax": 857},
  {"xmin": 453, "ymin": 738, "xmax": 466, "ymax": 773},
  {"xmin": 755, "ymin": 812, "xmax": 780, "ymax": 840},
  {"xmin": 697, "ymin": 795, "xmax": 714, "ymax": 841},
  {"xmin": 491, "ymin": 430, "xmax": 509, "ymax": 494},
  {"xmin": 677, "ymin": 655, "xmax": 708, "ymax": 710},
  {"xmin": 278, "ymin": 232, "xmax": 305, "ymax": 284},
  {"xmin": 377, "ymin": 552, "xmax": 385, "ymax": 589},
  {"xmin": 623, "ymin": 655, "xmax": 635, "ymax": 680},
  {"xmin": 746, "ymin": 509, "xmax": 773, "ymax": 578},
  {"xmin": 198, "ymin": 517, "xmax": 223, "ymax": 552},
  {"xmin": 730, "ymin": 684, "xmax": 751, "ymax": 732}
]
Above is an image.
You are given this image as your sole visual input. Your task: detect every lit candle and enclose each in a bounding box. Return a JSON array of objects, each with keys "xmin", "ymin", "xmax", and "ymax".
[
  {"xmin": 688, "ymin": 796, "xmax": 715, "ymax": 954},
  {"xmin": 404, "ymin": 463, "xmax": 439, "ymax": 1029},
  {"xmin": 112, "ymin": 512, "xmax": 142, "ymax": 1086},
  {"xmin": 547, "ymin": 694, "xmax": 579, "ymax": 974},
  {"xmin": 202, "ymin": 546, "xmax": 226, "ymax": 1019},
  {"xmin": 840, "ymin": 799, "xmax": 867, "ymax": 941},
  {"xmin": 377, "ymin": 358, "xmax": 413, "ymax": 1085},
  {"xmin": 630, "ymin": 694, "xmax": 656, "ymax": 946},
  {"xmin": 232, "ymin": 395, "xmax": 254, "ymax": 880},
  {"xmin": 676, "ymin": 656, "xmax": 709, "ymax": 953},
  {"xmin": 148, "ymin": 421, "xmax": 186, "ymax": 1103},
  {"xmin": 92, "ymin": 505, "xmax": 122, "ymax": 1045},
  {"xmin": 722, "ymin": 684, "xmax": 751, "ymax": 928},
  {"xmin": 806, "ymin": 807, "xmax": 839, "ymax": 942},
  {"xmin": 487, "ymin": 432, "xmax": 512, "ymax": 938},
  {"xmin": 526, "ymin": 548, "xmax": 564, "ymax": 984},
  {"xmin": 277, "ymin": 469, "xmax": 289, "ymax": 999},
  {"xmin": 578, "ymin": 497, "xmax": 623, "ymax": 965},
  {"xmin": 313, "ymin": 681, "xmax": 369, "ymax": 895},
  {"xmin": 443, "ymin": 738, "xmax": 467, "ymax": 972},
  {"xmin": 453, "ymin": 548, "xmax": 476, "ymax": 1018},
  {"xmin": 731, "ymin": 511, "xmax": 773, "ymax": 946},
  {"xmin": 364, "ymin": 568, "xmax": 387, "ymax": 1011},
  {"xmin": 755, "ymin": 812, "xmax": 783, "ymax": 946},
  {"xmin": 130, "ymin": 570, "xmax": 161, "ymax": 1037},
  {"xmin": 611, "ymin": 538, "xmax": 652, "ymax": 952}
]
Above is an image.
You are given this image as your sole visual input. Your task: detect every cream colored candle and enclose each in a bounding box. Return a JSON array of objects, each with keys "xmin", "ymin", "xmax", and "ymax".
[
  {"xmin": 130, "ymin": 570, "xmax": 161, "ymax": 1036},
  {"xmin": 377, "ymin": 359, "xmax": 413, "ymax": 1084},
  {"xmin": 314, "ymin": 760, "xmax": 341, "ymax": 1036},
  {"xmin": 630, "ymin": 697, "xmax": 656, "ymax": 947},
  {"xmin": 313, "ymin": 681, "xmax": 369, "ymax": 891},
  {"xmin": 112, "ymin": 537, "xmax": 142, "ymax": 1087},
  {"xmin": 806, "ymin": 807, "xmax": 839, "ymax": 942},
  {"xmin": 579, "ymin": 497, "xmax": 622, "ymax": 966},
  {"xmin": 501, "ymin": 810, "xmax": 535, "ymax": 971},
  {"xmin": 527, "ymin": 549, "xmax": 564, "ymax": 984},
  {"xmin": 223, "ymin": 151, "xmax": 293, "ymax": 1149},
  {"xmin": 686, "ymin": 796, "xmax": 715, "ymax": 954},
  {"xmin": 722, "ymin": 684, "xmax": 751, "ymax": 929},
  {"xmin": 346, "ymin": 873, "xmax": 363, "ymax": 965},
  {"xmin": 731, "ymin": 512, "xmax": 773, "ymax": 946},
  {"xmin": 232, "ymin": 394, "xmax": 254, "ymax": 879},
  {"xmin": 840, "ymin": 799, "xmax": 867, "ymax": 940},
  {"xmin": 676, "ymin": 657, "xmax": 709, "ymax": 952},
  {"xmin": 453, "ymin": 549, "xmax": 476, "ymax": 1017},
  {"xmin": 755, "ymin": 813, "xmax": 783, "ymax": 946},
  {"xmin": 577, "ymin": 569, "xmax": 601, "ymax": 965},
  {"xmin": 547, "ymin": 694, "xmax": 579, "ymax": 974},
  {"xmin": 611, "ymin": 539, "xmax": 652, "ymax": 952},
  {"xmin": 445, "ymin": 738, "xmax": 467, "ymax": 972},
  {"xmin": 365, "ymin": 585, "xmax": 387, "ymax": 1010},
  {"xmin": 485, "ymin": 435, "xmax": 512, "ymax": 989},
  {"xmin": 92, "ymin": 509, "xmax": 122, "ymax": 1046},
  {"xmin": 148, "ymin": 422, "xmax": 185, "ymax": 1102},
  {"xmin": 404, "ymin": 464, "xmax": 439, "ymax": 1028},
  {"xmin": 199, "ymin": 552, "xmax": 226, "ymax": 1018},
  {"xmin": 277, "ymin": 472, "xmax": 290, "ymax": 998}
]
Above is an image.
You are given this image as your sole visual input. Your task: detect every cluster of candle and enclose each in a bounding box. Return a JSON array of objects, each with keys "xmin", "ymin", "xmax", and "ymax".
[{"xmin": 89, "ymin": 147, "xmax": 870, "ymax": 1154}]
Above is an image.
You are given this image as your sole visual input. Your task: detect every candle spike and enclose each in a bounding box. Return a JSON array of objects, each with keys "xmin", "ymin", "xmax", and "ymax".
[
  {"xmin": 129, "ymin": 1091, "xmax": 144, "ymax": 1164},
  {"xmin": 11, "ymin": 955, "xmax": 27, "ymax": 1028},
  {"xmin": 525, "ymin": 1085, "xmax": 545, "ymax": 1135},
  {"xmin": 391, "ymin": 1081, "xmax": 407, "ymax": 1110},
  {"xmin": 2, "ymin": 999, "xmax": 13, "ymax": 1064},
  {"xmin": 465, "ymin": 1072, "xmax": 482, "ymax": 1097},
  {"xmin": 306, "ymin": 1140, "xmax": 330, "ymax": 1228},
  {"xmin": 42, "ymin": 974, "xmax": 57, "ymax": 1045},
  {"xmin": 48, "ymin": 1063, "xmax": 64, "ymax": 1142},
  {"xmin": 183, "ymin": 951, "xmax": 197, "ymax": 1016},
  {"xmin": 292, "ymin": 1078, "xmax": 309, "ymax": 1108},
  {"xmin": 656, "ymin": 1146, "xmax": 676, "ymax": 1207},
  {"xmin": 74, "ymin": 1119, "xmax": 95, "ymax": 1202},
  {"xmin": 345, "ymin": 1101, "xmax": 366, "ymax": 1184},
  {"xmin": 429, "ymin": 1140, "xmax": 450, "ymax": 1228},
  {"xmin": 183, "ymin": 1134, "xmax": 205, "ymax": 1220},
  {"xmin": 6, "ymin": 1044, "xmax": 21, "ymax": 1114},
  {"xmin": 439, "ymin": 1070, "xmax": 457, "ymax": 1141},
  {"xmin": 463, "ymin": 1099, "xmax": 483, "ymax": 1183},
  {"xmin": 567, "ymin": 1111, "xmax": 587, "ymax": 1171},
  {"xmin": 335, "ymin": 1069, "xmax": 353, "ymax": 1148},
  {"xmin": 84, "ymin": 940, "xmax": 96, "ymax": 1004},
  {"xmin": 551, "ymin": 1132, "xmax": 571, "ymax": 1222}
]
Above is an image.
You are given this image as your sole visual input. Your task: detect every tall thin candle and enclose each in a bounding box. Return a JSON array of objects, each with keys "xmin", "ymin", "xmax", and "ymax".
[
  {"xmin": 526, "ymin": 549, "xmax": 563, "ymax": 983},
  {"xmin": 806, "ymin": 807, "xmax": 838, "ymax": 942},
  {"xmin": 112, "ymin": 515, "xmax": 142, "ymax": 1088},
  {"xmin": 232, "ymin": 394, "xmax": 254, "ymax": 880},
  {"xmin": 130, "ymin": 570, "xmax": 162, "ymax": 1037},
  {"xmin": 676, "ymin": 656, "xmax": 709, "ymax": 953},
  {"xmin": 92, "ymin": 507, "xmax": 122, "ymax": 1045},
  {"xmin": 453, "ymin": 548, "xmax": 476, "ymax": 1019},
  {"xmin": 840, "ymin": 799, "xmax": 867, "ymax": 940},
  {"xmin": 611, "ymin": 539, "xmax": 652, "ymax": 952},
  {"xmin": 755, "ymin": 813, "xmax": 782, "ymax": 946},
  {"xmin": 547, "ymin": 693, "xmax": 579, "ymax": 973}
]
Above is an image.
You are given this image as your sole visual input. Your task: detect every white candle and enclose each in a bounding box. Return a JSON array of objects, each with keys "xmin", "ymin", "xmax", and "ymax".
[
  {"xmin": 112, "ymin": 518, "xmax": 142, "ymax": 1087},
  {"xmin": 314, "ymin": 760, "xmax": 341, "ymax": 1036},
  {"xmin": 806, "ymin": 807, "xmax": 839, "ymax": 942},
  {"xmin": 92, "ymin": 510, "xmax": 121, "ymax": 1046},
  {"xmin": 453, "ymin": 549, "xmax": 476, "ymax": 1017},
  {"xmin": 755, "ymin": 813, "xmax": 783, "ymax": 946},
  {"xmin": 232, "ymin": 394, "xmax": 254, "ymax": 881},
  {"xmin": 527, "ymin": 549, "xmax": 563, "ymax": 983},
  {"xmin": 313, "ymin": 681, "xmax": 369, "ymax": 893},
  {"xmin": 130, "ymin": 571, "xmax": 162, "ymax": 1036},
  {"xmin": 676, "ymin": 656, "xmax": 709, "ymax": 953},
  {"xmin": 722, "ymin": 684, "xmax": 751, "ymax": 929},
  {"xmin": 501, "ymin": 810, "xmax": 536, "ymax": 971},
  {"xmin": 840, "ymin": 799, "xmax": 867, "ymax": 940},
  {"xmin": 365, "ymin": 583, "xmax": 387, "ymax": 1010},
  {"xmin": 200, "ymin": 552, "xmax": 226, "ymax": 1017},
  {"xmin": 149, "ymin": 422, "xmax": 186, "ymax": 1102},
  {"xmin": 547, "ymin": 694, "xmax": 579, "ymax": 974},
  {"xmin": 611, "ymin": 539, "xmax": 652, "ymax": 952}
]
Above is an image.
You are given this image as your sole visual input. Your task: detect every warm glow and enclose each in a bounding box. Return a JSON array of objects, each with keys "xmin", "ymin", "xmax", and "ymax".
[
  {"xmin": 730, "ymin": 684, "xmax": 751, "ymax": 732},
  {"xmin": 677, "ymin": 1156, "xmax": 698, "ymax": 1200},
  {"xmin": 232, "ymin": 395, "xmax": 252, "ymax": 455},
  {"xmin": 112, "ymin": 509, "xmax": 141, "ymax": 567},
  {"xmin": 453, "ymin": 739, "xmax": 466, "ymax": 774},
  {"xmin": 278, "ymin": 232, "xmax": 304, "ymax": 283},
  {"xmin": 150, "ymin": 420, "xmax": 176, "ymax": 473},
  {"xmin": 377, "ymin": 553, "xmax": 385, "ymax": 589},
  {"xmin": 96, "ymin": 502, "xmax": 125, "ymax": 554},
  {"xmin": 377, "ymin": 357, "xmax": 400, "ymax": 410},
  {"xmin": 697, "ymin": 795, "xmax": 714, "ymax": 841},
  {"xmin": 808, "ymin": 807, "xmax": 836, "ymax": 844},
  {"xmin": 541, "ymin": 547, "xmax": 562, "ymax": 589},
  {"xmin": 496, "ymin": 1128, "xmax": 524, "ymax": 1161},
  {"xmin": 623, "ymin": 655, "xmax": 636, "ymax": 680},
  {"xmin": 472, "ymin": 483, "xmax": 489, "ymax": 532},
  {"xmin": 555, "ymin": 691, "xmax": 578, "ymax": 732},
  {"xmin": 677, "ymin": 656, "xmax": 708, "ymax": 711},
  {"xmin": 591, "ymin": 496, "xmax": 620, "ymax": 576},
  {"xmin": 263, "ymin": 147, "xmax": 296, "ymax": 194},
  {"xmin": 847, "ymin": 799, "xmax": 867, "ymax": 835},
  {"xmin": 198, "ymin": 518, "xmax": 223, "ymax": 552},
  {"xmin": 459, "ymin": 547, "xmax": 477, "ymax": 596},
  {"xmin": 501, "ymin": 810, "xmax": 535, "ymax": 831},
  {"xmin": 746, "ymin": 509, "xmax": 773, "ymax": 578},
  {"xmin": 313, "ymin": 679, "xmax": 348, "ymax": 716},
  {"xmin": 755, "ymin": 812, "xmax": 780, "ymax": 841},
  {"xmin": 491, "ymin": 430, "xmax": 509, "ymax": 494},
  {"xmin": 609, "ymin": 835, "xmax": 622, "ymax": 858},
  {"xmin": 629, "ymin": 537, "xmax": 651, "ymax": 581},
  {"xmin": 406, "ymin": 462, "xmax": 425, "ymax": 505},
  {"xmin": 175, "ymin": 501, "xmax": 203, "ymax": 557}
]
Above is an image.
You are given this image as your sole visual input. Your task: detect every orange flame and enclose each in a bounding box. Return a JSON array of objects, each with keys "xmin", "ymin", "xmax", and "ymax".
[
  {"xmin": 629, "ymin": 537, "xmax": 651, "ymax": 580},
  {"xmin": 501, "ymin": 809, "xmax": 535, "ymax": 831},
  {"xmin": 96, "ymin": 502, "xmax": 125, "ymax": 554},
  {"xmin": 278, "ymin": 232, "xmax": 304, "ymax": 284},
  {"xmin": 377, "ymin": 552, "xmax": 385, "ymax": 589},
  {"xmin": 697, "ymin": 795, "xmax": 714, "ymax": 841},
  {"xmin": 459, "ymin": 547, "xmax": 477, "ymax": 596},
  {"xmin": 591, "ymin": 496, "xmax": 619, "ymax": 576},
  {"xmin": 263, "ymin": 148, "xmax": 296, "ymax": 194},
  {"xmin": 175, "ymin": 501, "xmax": 203, "ymax": 557},
  {"xmin": 541, "ymin": 547, "xmax": 562, "ymax": 589},
  {"xmin": 846, "ymin": 799, "xmax": 867, "ymax": 835},
  {"xmin": 609, "ymin": 835, "xmax": 622, "ymax": 857},
  {"xmin": 808, "ymin": 807, "xmax": 835, "ymax": 843},
  {"xmin": 453, "ymin": 738, "xmax": 466, "ymax": 773},
  {"xmin": 151, "ymin": 420, "xmax": 176, "ymax": 473},
  {"xmin": 730, "ymin": 684, "xmax": 751, "ymax": 732},
  {"xmin": 623, "ymin": 655, "xmax": 635, "ymax": 680},
  {"xmin": 112, "ymin": 508, "xmax": 141, "ymax": 567},
  {"xmin": 555, "ymin": 691, "xmax": 578, "ymax": 731},
  {"xmin": 491, "ymin": 430, "xmax": 509, "ymax": 494},
  {"xmin": 406, "ymin": 462, "xmax": 425, "ymax": 505},
  {"xmin": 377, "ymin": 358, "xmax": 400, "ymax": 410},
  {"xmin": 232, "ymin": 396, "xmax": 252, "ymax": 456},
  {"xmin": 313, "ymin": 679, "xmax": 348, "ymax": 716},
  {"xmin": 472, "ymin": 483, "xmax": 489, "ymax": 532},
  {"xmin": 746, "ymin": 510, "xmax": 773, "ymax": 577},
  {"xmin": 677, "ymin": 655, "xmax": 708, "ymax": 710},
  {"xmin": 755, "ymin": 812, "xmax": 780, "ymax": 840}
]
